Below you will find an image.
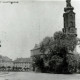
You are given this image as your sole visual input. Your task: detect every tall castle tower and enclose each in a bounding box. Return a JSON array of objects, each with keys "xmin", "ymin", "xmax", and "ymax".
[{"xmin": 63, "ymin": 0, "xmax": 77, "ymax": 37}]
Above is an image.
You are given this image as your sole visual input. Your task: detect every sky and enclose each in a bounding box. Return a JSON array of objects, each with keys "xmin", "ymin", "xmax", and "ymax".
[{"xmin": 0, "ymin": 0, "xmax": 80, "ymax": 60}]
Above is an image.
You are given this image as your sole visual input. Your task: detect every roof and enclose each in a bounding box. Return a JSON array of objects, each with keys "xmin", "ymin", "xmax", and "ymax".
[
  {"xmin": 14, "ymin": 58, "xmax": 32, "ymax": 63},
  {"xmin": 31, "ymin": 44, "xmax": 40, "ymax": 51},
  {"xmin": 0, "ymin": 55, "xmax": 12, "ymax": 62}
]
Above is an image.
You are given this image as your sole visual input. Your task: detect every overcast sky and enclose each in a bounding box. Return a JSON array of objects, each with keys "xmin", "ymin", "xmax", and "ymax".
[{"xmin": 0, "ymin": 0, "xmax": 80, "ymax": 60}]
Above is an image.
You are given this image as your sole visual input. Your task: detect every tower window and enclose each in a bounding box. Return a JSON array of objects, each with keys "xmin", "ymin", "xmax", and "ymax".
[
  {"xmin": 70, "ymin": 15, "xmax": 73, "ymax": 20},
  {"xmin": 70, "ymin": 21, "xmax": 73, "ymax": 27}
]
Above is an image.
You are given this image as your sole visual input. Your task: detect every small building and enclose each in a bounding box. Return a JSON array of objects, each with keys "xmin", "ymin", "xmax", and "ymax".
[
  {"xmin": 30, "ymin": 44, "xmax": 44, "ymax": 71},
  {"xmin": 31, "ymin": 44, "xmax": 42, "ymax": 57}
]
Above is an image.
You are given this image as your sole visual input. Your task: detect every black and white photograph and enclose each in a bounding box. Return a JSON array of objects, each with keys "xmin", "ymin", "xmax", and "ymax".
[{"xmin": 0, "ymin": 0, "xmax": 80, "ymax": 80}]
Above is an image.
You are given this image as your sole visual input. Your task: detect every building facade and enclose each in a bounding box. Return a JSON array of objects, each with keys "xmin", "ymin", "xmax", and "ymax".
[
  {"xmin": 0, "ymin": 55, "xmax": 32, "ymax": 71},
  {"xmin": 13, "ymin": 58, "xmax": 32, "ymax": 71}
]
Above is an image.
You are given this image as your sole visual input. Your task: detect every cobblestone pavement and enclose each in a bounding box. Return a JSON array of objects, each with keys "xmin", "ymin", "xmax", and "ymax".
[{"xmin": 0, "ymin": 72, "xmax": 80, "ymax": 80}]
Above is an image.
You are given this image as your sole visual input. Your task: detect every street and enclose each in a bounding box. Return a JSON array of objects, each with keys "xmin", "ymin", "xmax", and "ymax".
[{"xmin": 0, "ymin": 72, "xmax": 80, "ymax": 80}]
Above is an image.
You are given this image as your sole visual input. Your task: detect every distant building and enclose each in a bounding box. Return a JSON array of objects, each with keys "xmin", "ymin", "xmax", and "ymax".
[
  {"xmin": 0, "ymin": 55, "xmax": 13, "ymax": 71},
  {"xmin": 13, "ymin": 58, "xmax": 32, "ymax": 71},
  {"xmin": 0, "ymin": 55, "xmax": 13, "ymax": 67},
  {"xmin": 0, "ymin": 55, "xmax": 32, "ymax": 71}
]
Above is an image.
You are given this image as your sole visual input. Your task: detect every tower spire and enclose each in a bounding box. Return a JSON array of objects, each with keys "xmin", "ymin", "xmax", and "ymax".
[
  {"xmin": 64, "ymin": 0, "xmax": 74, "ymax": 12},
  {"xmin": 66, "ymin": 0, "xmax": 72, "ymax": 8}
]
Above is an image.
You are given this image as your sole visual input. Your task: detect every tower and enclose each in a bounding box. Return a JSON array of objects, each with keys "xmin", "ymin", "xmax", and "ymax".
[{"xmin": 62, "ymin": 0, "xmax": 77, "ymax": 37}]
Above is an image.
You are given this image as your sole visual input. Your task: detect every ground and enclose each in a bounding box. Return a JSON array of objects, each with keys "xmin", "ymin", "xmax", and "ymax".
[{"xmin": 0, "ymin": 72, "xmax": 80, "ymax": 80}]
